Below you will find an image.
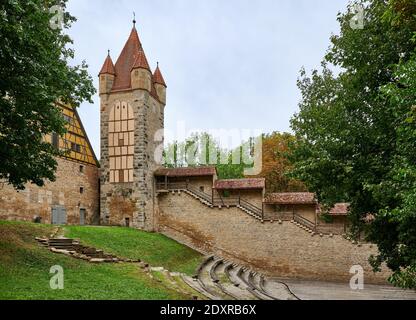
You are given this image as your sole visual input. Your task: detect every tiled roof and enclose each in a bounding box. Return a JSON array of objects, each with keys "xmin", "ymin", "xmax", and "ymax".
[
  {"xmin": 264, "ymin": 193, "xmax": 317, "ymax": 205},
  {"xmin": 112, "ymin": 26, "xmax": 145, "ymax": 91},
  {"xmin": 153, "ymin": 64, "xmax": 167, "ymax": 87},
  {"xmin": 329, "ymin": 203, "xmax": 350, "ymax": 216},
  {"xmin": 132, "ymin": 50, "xmax": 150, "ymax": 71},
  {"xmin": 154, "ymin": 167, "xmax": 217, "ymax": 177},
  {"xmin": 99, "ymin": 54, "xmax": 115, "ymax": 75},
  {"xmin": 214, "ymin": 178, "xmax": 265, "ymax": 190}
]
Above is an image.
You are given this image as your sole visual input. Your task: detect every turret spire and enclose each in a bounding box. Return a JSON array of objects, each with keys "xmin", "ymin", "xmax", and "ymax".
[
  {"xmin": 99, "ymin": 51, "xmax": 115, "ymax": 75},
  {"xmin": 153, "ymin": 63, "xmax": 167, "ymax": 87}
]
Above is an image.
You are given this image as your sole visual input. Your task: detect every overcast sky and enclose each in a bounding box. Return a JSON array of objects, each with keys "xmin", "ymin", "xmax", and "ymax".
[{"xmin": 66, "ymin": 0, "xmax": 350, "ymax": 158}]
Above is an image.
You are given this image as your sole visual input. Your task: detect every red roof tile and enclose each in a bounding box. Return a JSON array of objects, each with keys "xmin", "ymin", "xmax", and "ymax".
[
  {"xmin": 154, "ymin": 167, "xmax": 217, "ymax": 177},
  {"xmin": 132, "ymin": 50, "xmax": 150, "ymax": 71},
  {"xmin": 264, "ymin": 193, "xmax": 316, "ymax": 205},
  {"xmin": 112, "ymin": 26, "xmax": 147, "ymax": 91},
  {"xmin": 99, "ymin": 54, "xmax": 115, "ymax": 75},
  {"xmin": 214, "ymin": 178, "xmax": 265, "ymax": 190},
  {"xmin": 153, "ymin": 64, "xmax": 167, "ymax": 87},
  {"xmin": 329, "ymin": 203, "xmax": 350, "ymax": 216}
]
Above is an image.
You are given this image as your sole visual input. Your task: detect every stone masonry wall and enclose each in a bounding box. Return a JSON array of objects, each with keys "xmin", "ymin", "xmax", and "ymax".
[
  {"xmin": 100, "ymin": 89, "xmax": 163, "ymax": 231},
  {"xmin": 0, "ymin": 157, "xmax": 99, "ymax": 225},
  {"xmin": 157, "ymin": 192, "xmax": 391, "ymax": 284}
]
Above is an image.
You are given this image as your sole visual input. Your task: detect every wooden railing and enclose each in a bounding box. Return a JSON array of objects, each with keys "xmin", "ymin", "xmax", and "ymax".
[
  {"xmin": 156, "ymin": 182, "xmax": 264, "ymax": 218},
  {"xmin": 239, "ymin": 198, "xmax": 264, "ymax": 219},
  {"xmin": 293, "ymin": 213, "xmax": 316, "ymax": 231}
]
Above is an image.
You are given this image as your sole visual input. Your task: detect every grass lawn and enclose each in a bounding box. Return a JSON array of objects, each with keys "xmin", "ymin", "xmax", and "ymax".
[
  {"xmin": 0, "ymin": 221, "xmax": 200, "ymax": 300},
  {"xmin": 64, "ymin": 225, "xmax": 203, "ymax": 275}
]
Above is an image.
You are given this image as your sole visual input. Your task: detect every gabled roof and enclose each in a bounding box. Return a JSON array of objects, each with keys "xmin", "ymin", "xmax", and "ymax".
[
  {"xmin": 112, "ymin": 26, "xmax": 148, "ymax": 91},
  {"xmin": 99, "ymin": 53, "xmax": 115, "ymax": 75},
  {"xmin": 154, "ymin": 167, "xmax": 217, "ymax": 177},
  {"xmin": 153, "ymin": 64, "xmax": 167, "ymax": 87},
  {"xmin": 55, "ymin": 102, "xmax": 99, "ymax": 167},
  {"xmin": 264, "ymin": 193, "xmax": 317, "ymax": 205},
  {"xmin": 214, "ymin": 178, "xmax": 265, "ymax": 190}
]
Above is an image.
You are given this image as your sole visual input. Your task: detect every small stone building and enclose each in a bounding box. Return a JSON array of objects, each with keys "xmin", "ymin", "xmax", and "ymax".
[
  {"xmin": 155, "ymin": 167, "xmax": 217, "ymax": 195},
  {"xmin": 214, "ymin": 178, "xmax": 265, "ymax": 209},
  {"xmin": 0, "ymin": 103, "xmax": 100, "ymax": 225},
  {"xmin": 316, "ymin": 203, "xmax": 349, "ymax": 234},
  {"xmin": 263, "ymin": 192, "xmax": 318, "ymax": 223}
]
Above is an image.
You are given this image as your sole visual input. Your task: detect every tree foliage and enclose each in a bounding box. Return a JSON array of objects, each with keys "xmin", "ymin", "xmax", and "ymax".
[
  {"xmin": 252, "ymin": 132, "xmax": 306, "ymax": 193},
  {"xmin": 290, "ymin": 0, "xmax": 416, "ymax": 288},
  {"xmin": 164, "ymin": 131, "xmax": 305, "ymax": 192},
  {"xmin": 0, "ymin": 0, "xmax": 95, "ymax": 189}
]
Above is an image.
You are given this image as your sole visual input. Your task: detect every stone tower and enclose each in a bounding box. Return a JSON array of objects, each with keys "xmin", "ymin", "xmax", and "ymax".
[{"xmin": 99, "ymin": 21, "xmax": 167, "ymax": 230}]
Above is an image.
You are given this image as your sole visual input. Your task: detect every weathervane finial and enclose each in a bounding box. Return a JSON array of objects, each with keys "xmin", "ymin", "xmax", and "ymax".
[{"xmin": 133, "ymin": 12, "xmax": 136, "ymax": 26}]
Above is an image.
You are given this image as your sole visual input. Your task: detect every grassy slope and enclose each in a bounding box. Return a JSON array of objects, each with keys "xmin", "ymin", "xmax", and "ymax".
[
  {"xmin": 0, "ymin": 221, "xmax": 197, "ymax": 300},
  {"xmin": 65, "ymin": 226, "xmax": 203, "ymax": 276}
]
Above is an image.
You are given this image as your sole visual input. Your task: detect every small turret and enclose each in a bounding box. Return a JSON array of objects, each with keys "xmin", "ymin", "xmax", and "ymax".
[
  {"xmin": 99, "ymin": 51, "xmax": 115, "ymax": 95},
  {"xmin": 153, "ymin": 63, "xmax": 167, "ymax": 105},
  {"xmin": 131, "ymin": 50, "xmax": 152, "ymax": 91}
]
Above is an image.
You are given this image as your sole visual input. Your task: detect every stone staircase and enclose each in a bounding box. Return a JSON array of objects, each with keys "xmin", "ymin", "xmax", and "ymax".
[
  {"xmin": 168, "ymin": 186, "xmax": 265, "ymax": 223},
  {"xmin": 39, "ymin": 235, "xmax": 299, "ymax": 300},
  {"xmin": 36, "ymin": 237, "xmax": 139, "ymax": 263},
  {"xmin": 236, "ymin": 204, "xmax": 263, "ymax": 221},
  {"xmin": 290, "ymin": 219, "xmax": 316, "ymax": 235},
  {"xmin": 150, "ymin": 255, "xmax": 300, "ymax": 300}
]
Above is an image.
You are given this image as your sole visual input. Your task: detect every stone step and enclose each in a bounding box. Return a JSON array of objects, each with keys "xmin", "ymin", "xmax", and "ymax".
[
  {"xmin": 237, "ymin": 267, "xmax": 270, "ymax": 300},
  {"xmin": 198, "ymin": 258, "xmax": 233, "ymax": 300},
  {"xmin": 181, "ymin": 275, "xmax": 218, "ymax": 300},
  {"xmin": 216, "ymin": 262, "xmax": 256, "ymax": 300},
  {"xmin": 248, "ymin": 272, "xmax": 274, "ymax": 300},
  {"xmin": 260, "ymin": 276, "xmax": 299, "ymax": 300}
]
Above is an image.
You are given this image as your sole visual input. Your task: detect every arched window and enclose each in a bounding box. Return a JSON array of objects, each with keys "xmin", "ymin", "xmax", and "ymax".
[{"xmin": 108, "ymin": 102, "xmax": 135, "ymax": 183}]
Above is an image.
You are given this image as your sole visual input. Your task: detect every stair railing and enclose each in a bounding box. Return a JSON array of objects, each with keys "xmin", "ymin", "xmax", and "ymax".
[
  {"xmin": 239, "ymin": 198, "xmax": 264, "ymax": 220},
  {"xmin": 293, "ymin": 213, "xmax": 316, "ymax": 231}
]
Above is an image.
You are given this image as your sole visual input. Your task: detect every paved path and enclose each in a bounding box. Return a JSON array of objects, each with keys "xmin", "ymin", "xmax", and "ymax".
[{"xmin": 271, "ymin": 278, "xmax": 416, "ymax": 300}]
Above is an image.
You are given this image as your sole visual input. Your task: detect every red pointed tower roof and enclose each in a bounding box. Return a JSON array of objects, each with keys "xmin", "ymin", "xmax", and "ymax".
[
  {"xmin": 112, "ymin": 24, "xmax": 150, "ymax": 91},
  {"xmin": 99, "ymin": 52, "xmax": 115, "ymax": 75},
  {"xmin": 153, "ymin": 63, "xmax": 167, "ymax": 87},
  {"xmin": 132, "ymin": 50, "xmax": 150, "ymax": 71}
]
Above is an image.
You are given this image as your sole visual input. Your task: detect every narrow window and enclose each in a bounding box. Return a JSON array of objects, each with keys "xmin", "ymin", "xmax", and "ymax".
[
  {"xmin": 80, "ymin": 187, "xmax": 84, "ymax": 194},
  {"xmin": 79, "ymin": 165, "xmax": 84, "ymax": 173}
]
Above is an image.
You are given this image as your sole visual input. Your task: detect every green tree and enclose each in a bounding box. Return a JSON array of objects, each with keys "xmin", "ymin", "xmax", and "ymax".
[
  {"xmin": 290, "ymin": 0, "xmax": 416, "ymax": 288},
  {"xmin": 0, "ymin": 0, "xmax": 95, "ymax": 189}
]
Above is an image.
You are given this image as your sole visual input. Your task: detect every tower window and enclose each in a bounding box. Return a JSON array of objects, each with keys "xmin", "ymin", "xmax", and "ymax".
[
  {"xmin": 79, "ymin": 165, "xmax": 84, "ymax": 173},
  {"xmin": 80, "ymin": 187, "xmax": 84, "ymax": 194}
]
